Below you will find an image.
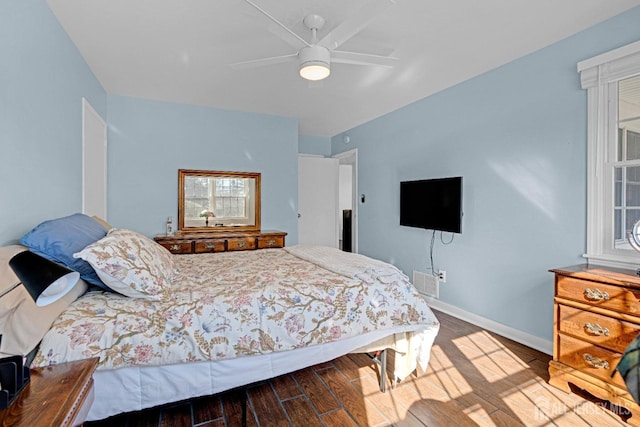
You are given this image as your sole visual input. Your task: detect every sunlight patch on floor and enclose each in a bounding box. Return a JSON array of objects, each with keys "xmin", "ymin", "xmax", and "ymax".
[
  {"xmin": 497, "ymin": 379, "xmax": 628, "ymax": 426},
  {"xmin": 462, "ymin": 403, "xmax": 495, "ymax": 426},
  {"xmin": 452, "ymin": 331, "xmax": 532, "ymax": 383},
  {"xmin": 427, "ymin": 345, "xmax": 473, "ymax": 398},
  {"xmin": 499, "ymin": 385, "xmax": 554, "ymax": 427}
]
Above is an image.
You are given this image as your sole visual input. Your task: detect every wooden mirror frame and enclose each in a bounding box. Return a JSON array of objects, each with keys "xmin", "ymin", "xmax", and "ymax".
[{"xmin": 178, "ymin": 169, "xmax": 261, "ymax": 233}]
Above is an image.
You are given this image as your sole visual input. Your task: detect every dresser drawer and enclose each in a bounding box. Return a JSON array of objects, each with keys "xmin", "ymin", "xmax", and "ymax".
[
  {"xmin": 227, "ymin": 237, "xmax": 256, "ymax": 251},
  {"xmin": 158, "ymin": 241, "xmax": 193, "ymax": 254},
  {"xmin": 194, "ymin": 239, "xmax": 225, "ymax": 253},
  {"xmin": 557, "ymin": 334, "xmax": 625, "ymax": 388},
  {"xmin": 558, "ymin": 304, "xmax": 640, "ymax": 353},
  {"xmin": 257, "ymin": 235, "xmax": 284, "ymax": 249},
  {"xmin": 556, "ymin": 275, "xmax": 640, "ymax": 314}
]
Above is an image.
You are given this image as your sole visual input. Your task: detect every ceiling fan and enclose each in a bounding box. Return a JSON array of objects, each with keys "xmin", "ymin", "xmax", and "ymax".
[{"xmin": 231, "ymin": 0, "xmax": 398, "ymax": 81}]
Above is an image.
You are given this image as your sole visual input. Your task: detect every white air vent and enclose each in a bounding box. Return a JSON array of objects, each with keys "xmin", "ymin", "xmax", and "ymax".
[{"xmin": 413, "ymin": 271, "xmax": 439, "ymax": 298}]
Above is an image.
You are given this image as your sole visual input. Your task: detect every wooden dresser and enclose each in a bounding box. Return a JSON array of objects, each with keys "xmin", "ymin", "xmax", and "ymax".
[
  {"xmin": 154, "ymin": 230, "xmax": 287, "ymax": 254},
  {"xmin": 549, "ymin": 264, "xmax": 640, "ymax": 424}
]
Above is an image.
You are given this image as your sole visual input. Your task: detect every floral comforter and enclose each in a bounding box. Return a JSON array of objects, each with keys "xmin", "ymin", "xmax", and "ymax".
[{"xmin": 32, "ymin": 246, "xmax": 439, "ymax": 371}]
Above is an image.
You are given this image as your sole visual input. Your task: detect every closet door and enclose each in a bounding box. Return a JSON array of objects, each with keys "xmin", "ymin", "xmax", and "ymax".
[{"xmin": 298, "ymin": 156, "xmax": 339, "ymax": 247}]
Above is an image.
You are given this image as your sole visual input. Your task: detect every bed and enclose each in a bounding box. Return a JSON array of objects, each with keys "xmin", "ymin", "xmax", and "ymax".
[{"xmin": 0, "ymin": 214, "xmax": 440, "ymax": 421}]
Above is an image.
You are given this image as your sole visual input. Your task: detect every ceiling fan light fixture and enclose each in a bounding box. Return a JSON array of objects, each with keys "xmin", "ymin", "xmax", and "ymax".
[
  {"xmin": 299, "ymin": 46, "xmax": 331, "ymax": 81},
  {"xmin": 300, "ymin": 62, "xmax": 330, "ymax": 81}
]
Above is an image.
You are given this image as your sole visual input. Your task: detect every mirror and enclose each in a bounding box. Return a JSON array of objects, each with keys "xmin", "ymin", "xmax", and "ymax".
[{"xmin": 178, "ymin": 169, "xmax": 261, "ymax": 233}]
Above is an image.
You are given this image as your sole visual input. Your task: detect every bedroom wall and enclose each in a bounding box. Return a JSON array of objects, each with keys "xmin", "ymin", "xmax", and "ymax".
[
  {"xmin": 331, "ymin": 6, "xmax": 640, "ymax": 346},
  {"xmin": 0, "ymin": 0, "xmax": 107, "ymax": 246},
  {"xmin": 299, "ymin": 135, "xmax": 331, "ymax": 156},
  {"xmin": 106, "ymin": 96, "xmax": 299, "ymax": 242}
]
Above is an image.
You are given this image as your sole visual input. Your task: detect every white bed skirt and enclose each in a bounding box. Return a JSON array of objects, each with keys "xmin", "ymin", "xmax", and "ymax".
[{"xmin": 88, "ymin": 324, "xmax": 438, "ymax": 421}]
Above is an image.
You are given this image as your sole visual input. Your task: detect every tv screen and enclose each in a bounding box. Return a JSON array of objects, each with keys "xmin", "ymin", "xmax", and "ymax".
[{"xmin": 400, "ymin": 177, "xmax": 463, "ymax": 233}]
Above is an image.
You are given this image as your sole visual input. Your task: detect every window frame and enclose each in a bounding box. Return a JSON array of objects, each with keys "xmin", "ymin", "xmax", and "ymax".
[
  {"xmin": 581, "ymin": 40, "xmax": 640, "ymax": 268},
  {"xmin": 177, "ymin": 169, "xmax": 261, "ymax": 233}
]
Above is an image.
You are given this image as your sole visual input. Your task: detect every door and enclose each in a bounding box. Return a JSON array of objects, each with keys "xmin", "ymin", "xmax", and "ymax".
[
  {"xmin": 82, "ymin": 98, "xmax": 107, "ymax": 219},
  {"xmin": 298, "ymin": 156, "xmax": 339, "ymax": 247}
]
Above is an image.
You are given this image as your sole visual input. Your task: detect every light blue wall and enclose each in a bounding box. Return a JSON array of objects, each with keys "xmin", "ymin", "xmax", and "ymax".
[
  {"xmin": 0, "ymin": 0, "xmax": 107, "ymax": 245},
  {"xmin": 299, "ymin": 134, "xmax": 332, "ymax": 156},
  {"xmin": 0, "ymin": 0, "xmax": 300, "ymax": 247},
  {"xmin": 4, "ymin": 0, "xmax": 640, "ymax": 346},
  {"xmin": 107, "ymin": 96, "xmax": 299, "ymax": 242},
  {"xmin": 332, "ymin": 7, "xmax": 640, "ymax": 342}
]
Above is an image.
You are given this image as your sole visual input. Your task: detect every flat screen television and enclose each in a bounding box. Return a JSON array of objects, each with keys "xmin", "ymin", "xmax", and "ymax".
[{"xmin": 400, "ymin": 176, "xmax": 463, "ymax": 233}]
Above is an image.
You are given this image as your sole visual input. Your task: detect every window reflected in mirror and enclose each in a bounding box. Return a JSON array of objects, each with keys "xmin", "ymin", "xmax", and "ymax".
[
  {"xmin": 178, "ymin": 170, "xmax": 261, "ymax": 232},
  {"xmin": 614, "ymin": 75, "xmax": 640, "ymax": 250}
]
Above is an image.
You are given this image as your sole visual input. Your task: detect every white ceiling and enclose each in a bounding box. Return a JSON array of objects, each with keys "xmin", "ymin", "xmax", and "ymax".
[{"xmin": 46, "ymin": 0, "xmax": 640, "ymax": 137}]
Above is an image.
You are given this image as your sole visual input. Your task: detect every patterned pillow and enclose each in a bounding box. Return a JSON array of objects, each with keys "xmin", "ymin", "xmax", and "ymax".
[{"xmin": 74, "ymin": 228, "xmax": 175, "ymax": 300}]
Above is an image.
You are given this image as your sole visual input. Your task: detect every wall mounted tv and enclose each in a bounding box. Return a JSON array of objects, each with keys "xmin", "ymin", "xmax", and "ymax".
[{"xmin": 400, "ymin": 176, "xmax": 463, "ymax": 233}]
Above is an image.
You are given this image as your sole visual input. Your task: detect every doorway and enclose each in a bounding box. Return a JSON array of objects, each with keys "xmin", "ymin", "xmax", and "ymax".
[
  {"xmin": 297, "ymin": 150, "xmax": 358, "ymax": 251},
  {"xmin": 333, "ymin": 149, "xmax": 358, "ymax": 253}
]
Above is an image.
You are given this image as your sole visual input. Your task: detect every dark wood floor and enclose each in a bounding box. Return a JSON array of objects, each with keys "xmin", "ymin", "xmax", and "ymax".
[{"xmin": 86, "ymin": 309, "xmax": 632, "ymax": 426}]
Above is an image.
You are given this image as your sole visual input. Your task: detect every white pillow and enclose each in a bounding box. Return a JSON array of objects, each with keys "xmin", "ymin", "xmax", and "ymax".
[{"xmin": 74, "ymin": 228, "xmax": 175, "ymax": 301}]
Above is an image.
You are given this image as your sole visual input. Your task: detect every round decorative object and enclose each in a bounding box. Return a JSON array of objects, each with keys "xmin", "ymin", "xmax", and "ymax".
[
  {"xmin": 627, "ymin": 219, "xmax": 640, "ymax": 276},
  {"xmin": 629, "ymin": 220, "xmax": 640, "ymax": 253}
]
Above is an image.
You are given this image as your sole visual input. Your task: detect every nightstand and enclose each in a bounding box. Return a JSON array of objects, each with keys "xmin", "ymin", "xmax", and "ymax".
[
  {"xmin": 0, "ymin": 357, "xmax": 99, "ymax": 427},
  {"xmin": 549, "ymin": 265, "xmax": 640, "ymax": 425}
]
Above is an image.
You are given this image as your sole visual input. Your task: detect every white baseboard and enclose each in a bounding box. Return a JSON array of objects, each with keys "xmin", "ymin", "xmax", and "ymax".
[{"xmin": 424, "ymin": 297, "xmax": 553, "ymax": 355}]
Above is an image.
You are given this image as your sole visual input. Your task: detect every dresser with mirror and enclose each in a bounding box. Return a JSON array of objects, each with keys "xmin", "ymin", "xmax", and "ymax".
[{"xmin": 154, "ymin": 169, "xmax": 286, "ymax": 254}]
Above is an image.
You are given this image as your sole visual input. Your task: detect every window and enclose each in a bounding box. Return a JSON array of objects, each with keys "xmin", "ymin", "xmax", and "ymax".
[
  {"xmin": 184, "ymin": 177, "xmax": 213, "ymax": 219},
  {"xmin": 184, "ymin": 178, "xmax": 249, "ymax": 223},
  {"xmin": 614, "ymin": 123, "xmax": 640, "ymax": 250},
  {"xmin": 212, "ymin": 178, "xmax": 248, "ymax": 219},
  {"xmin": 179, "ymin": 170, "xmax": 259, "ymax": 231},
  {"xmin": 580, "ymin": 41, "xmax": 640, "ymax": 268}
]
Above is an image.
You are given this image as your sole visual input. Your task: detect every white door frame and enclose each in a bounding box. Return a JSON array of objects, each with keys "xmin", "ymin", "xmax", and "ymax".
[{"xmin": 333, "ymin": 149, "xmax": 358, "ymax": 253}]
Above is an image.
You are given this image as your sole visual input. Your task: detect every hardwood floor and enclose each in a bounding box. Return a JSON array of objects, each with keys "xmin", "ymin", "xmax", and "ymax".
[{"xmin": 85, "ymin": 309, "xmax": 632, "ymax": 426}]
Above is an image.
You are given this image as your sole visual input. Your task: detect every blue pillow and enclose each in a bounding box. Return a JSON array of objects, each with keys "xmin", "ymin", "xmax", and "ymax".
[{"xmin": 20, "ymin": 213, "xmax": 111, "ymax": 291}]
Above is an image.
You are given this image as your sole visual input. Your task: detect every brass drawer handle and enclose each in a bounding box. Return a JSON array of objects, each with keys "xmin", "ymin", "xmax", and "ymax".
[
  {"xmin": 584, "ymin": 322, "xmax": 609, "ymax": 336},
  {"xmin": 584, "ymin": 288, "xmax": 610, "ymax": 301},
  {"xmin": 583, "ymin": 353, "xmax": 609, "ymax": 370},
  {"xmin": 266, "ymin": 239, "xmax": 276, "ymax": 246},
  {"xmin": 205, "ymin": 244, "xmax": 216, "ymax": 249},
  {"xmin": 237, "ymin": 241, "xmax": 246, "ymax": 248},
  {"xmin": 170, "ymin": 244, "xmax": 181, "ymax": 251}
]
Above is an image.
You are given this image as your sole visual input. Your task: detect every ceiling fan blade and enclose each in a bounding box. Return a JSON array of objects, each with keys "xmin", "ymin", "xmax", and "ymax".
[
  {"xmin": 230, "ymin": 53, "xmax": 297, "ymax": 70},
  {"xmin": 243, "ymin": 0, "xmax": 310, "ymax": 49},
  {"xmin": 332, "ymin": 50, "xmax": 398, "ymax": 68},
  {"xmin": 317, "ymin": 0, "xmax": 396, "ymax": 51}
]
